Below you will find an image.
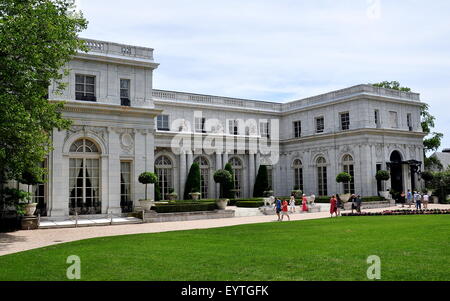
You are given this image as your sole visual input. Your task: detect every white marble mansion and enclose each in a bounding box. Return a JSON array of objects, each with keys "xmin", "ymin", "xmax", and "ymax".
[{"xmin": 25, "ymin": 39, "xmax": 426, "ymax": 217}]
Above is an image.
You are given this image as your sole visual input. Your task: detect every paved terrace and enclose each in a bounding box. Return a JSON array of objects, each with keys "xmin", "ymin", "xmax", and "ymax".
[{"xmin": 1, "ymin": 204, "xmax": 448, "ymax": 256}]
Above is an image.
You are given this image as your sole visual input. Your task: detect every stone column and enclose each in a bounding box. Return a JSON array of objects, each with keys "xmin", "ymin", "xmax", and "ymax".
[
  {"xmin": 179, "ymin": 151, "xmax": 186, "ymax": 200},
  {"xmin": 248, "ymin": 153, "xmax": 255, "ymax": 197},
  {"xmin": 107, "ymin": 129, "xmax": 121, "ymax": 214},
  {"xmin": 49, "ymin": 129, "xmax": 69, "ymax": 217},
  {"xmin": 215, "ymin": 152, "xmax": 222, "ymax": 198},
  {"xmin": 187, "ymin": 152, "xmax": 193, "ymax": 173},
  {"xmin": 222, "ymin": 152, "xmax": 229, "ymax": 168}
]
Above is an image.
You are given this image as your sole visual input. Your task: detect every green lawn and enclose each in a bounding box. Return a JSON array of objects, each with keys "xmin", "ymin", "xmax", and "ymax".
[{"xmin": 0, "ymin": 215, "xmax": 449, "ymax": 281}]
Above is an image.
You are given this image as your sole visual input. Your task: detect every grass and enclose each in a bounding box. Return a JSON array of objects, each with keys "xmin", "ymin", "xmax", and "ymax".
[{"xmin": 0, "ymin": 215, "xmax": 449, "ymax": 281}]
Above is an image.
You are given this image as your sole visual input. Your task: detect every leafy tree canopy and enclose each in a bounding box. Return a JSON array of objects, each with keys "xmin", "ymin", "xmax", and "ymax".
[{"xmin": 0, "ymin": 0, "xmax": 87, "ymax": 183}]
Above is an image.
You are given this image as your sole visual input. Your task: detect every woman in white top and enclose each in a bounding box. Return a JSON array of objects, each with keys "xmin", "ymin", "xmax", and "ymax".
[
  {"xmin": 289, "ymin": 195, "xmax": 296, "ymax": 213},
  {"xmin": 422, "ymin": 193, "xmax": 429, "ymax": 209}
]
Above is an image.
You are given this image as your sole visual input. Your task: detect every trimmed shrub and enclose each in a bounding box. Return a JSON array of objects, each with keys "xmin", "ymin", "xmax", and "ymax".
[
  {"xmin": 213, "ymin": 169, "xmax": 232, "ymax": 198},
  {"xmin": 224, "ymin": 163, "xmax": 235, "ymax": 199},
  {"xmin": 375, "ymin": 170, "xmax": 390, "ymax": 182},
  {"xmin": 336, "ymin": 172, "xmax": 352, "ymax": 183},
  {"xmin": 235, "ymin": 201, "xmax": 265, "ymax": 208},
  {"xmin": 253, "ymin": 165, "xmax": 269, "ymax": 197},
  {"xmin": 138, "ymin": 171, "xmax": 158, "ymax": 200},
  {"xmin": 153, "ymin": 202, "xmax": 217, "ymax": 213},
  {"xmin": 184, "ymin": 162, "xmax": 201, "ymax": 199}
]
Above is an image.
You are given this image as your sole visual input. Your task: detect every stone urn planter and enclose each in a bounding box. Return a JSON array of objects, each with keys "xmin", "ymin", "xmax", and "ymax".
[
  {"xmin": 216, "ymin": 199, "xmax": 229, "ymax": 210},
  {"xmin": 263, "ymin": 190, "xmax": 274, "ymax": 197},
  {"xmin": 24, "ymin": 203, "xmax": 38, "ymax": 217},
  {"xmin": 139, "ymin": 199, "xmax": 154, "ymax": 212},
  {"xmin": 379, "ymin": 191, "xmax": 390, "ymax": 199},
  {"xmin": 189, "ymin": 192, "xmax": 201, "ymax": 200},
  {"xmin": 340, "ymin": 193, "xmax": 351, "ymax": 202},
  {"xmin": 166, "ymin": 193, "xmax": 178, "ymax": 201}
]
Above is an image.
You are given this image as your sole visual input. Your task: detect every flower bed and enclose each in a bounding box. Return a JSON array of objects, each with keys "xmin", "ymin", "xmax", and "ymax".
[{"xmin": 342, "ymin": 209, "xmax": 450, "ymax": 216}]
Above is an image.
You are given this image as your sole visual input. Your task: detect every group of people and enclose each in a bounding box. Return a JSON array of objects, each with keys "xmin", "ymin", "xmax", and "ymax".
[
  {"xmin": 399, "ymin": 190, "xmax": 430, "ymax": 209},
  {"xmin": 274, "ymin": 194, "xmax": 311, "ymax": 221},
  {"xmin": 329, "ymin": 194, "xmax": 362, "ymax": 217}
]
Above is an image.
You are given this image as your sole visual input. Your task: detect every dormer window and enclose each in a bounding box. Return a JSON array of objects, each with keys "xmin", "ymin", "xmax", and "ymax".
[{"xmin": 75, "ymin": 74, "xmax": 96, "ymax": 102}]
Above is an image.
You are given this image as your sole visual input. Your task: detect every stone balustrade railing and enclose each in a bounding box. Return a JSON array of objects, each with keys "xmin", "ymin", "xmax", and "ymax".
[
  {"xmin": 81, "ymin": 38, "xmax": 154, "ymax": 61},
  {"xmin": 154, "ymin": 84, "xmax": 421, "ymax": 113}
]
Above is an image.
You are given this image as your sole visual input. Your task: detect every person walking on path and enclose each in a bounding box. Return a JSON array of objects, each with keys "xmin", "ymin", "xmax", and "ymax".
[
  {"xmin": 330, "ymin": 195, "xmax": 338, "ymax": 217},
  {"xmin": 414, "ymin": 191, "xmax": 422, "ymax": 210},
  {"xmin": 335, "ymin": 194, "xmax": 342, "ymax": 216},
  {"xmin": 302, "ymin": 194, "xmax": 309, "ymax": 212},
  {"xmin": 406, "ymin": 189, "xmax": 413, "ymax": 208},
  {"xmin": 356, "ymin": 195, "xmax": 362, "ymax": 213},
  {"xmin": 423, "ymin": 192, "xmax": 429, "ymax": 209},
  {"xmin": 274, "ymin": 198, "xmax": 282, "ymax": 221},
  {"xmin": 289, "ymin": 195, "xmax": 296, "ymax": 213},
  {"xmin": 400, "ymin": 191, "xmax": 406, "ymax": 207},
  {"xmin": 281, "ymin": 199, "xmax": 291, "ymax": 221}
]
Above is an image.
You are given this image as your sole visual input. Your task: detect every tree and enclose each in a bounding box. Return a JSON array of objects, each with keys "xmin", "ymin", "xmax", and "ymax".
[
  {"xmin": 213, "ymin": 170, "xmax": 232, "ymax": 199},
  {"xmin": 138, "ymin": 172, "xmax": 158, "ymax": 200},
  {"xmin": 20, "ymin": 167, "xmax": 44, "ymax": 196},
  {"xmin": 184, "ymin": 162, "xmax": 201, "ymax": 200},
  {"xmin": 372, "ymin": 81, "xmax": 443, "ymax": 168},
  {"xmin": 0, "ymin": 0, "xmax": 87, "ymax": 204},
  {"xmin": 253, "ymin": 165, "xmax": 269, "ymax": 197},
  {"xmin": 224, "ymin": 163, "xmax": 235, "ymax": 199},
  {"xmin": 429, "ymin": 169, "xmax": 450, "ymax": 203}
]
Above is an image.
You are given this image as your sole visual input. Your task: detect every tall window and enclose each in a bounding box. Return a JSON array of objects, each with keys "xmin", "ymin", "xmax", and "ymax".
[
  {"xmin": 389, "ymin": 111, "xmax": 398, "ymax": 128},
  {"xmin": 120, "ymin": 79, "xmax": 131, "ymax": 106},
  {"xmin": 75, "ymin": 74, "xmax": 96, "ymax": 101},
  {"xmin": 194, "ymin": 156, "xmax": 210, "ymax": 198},
  {"xmin": 293, "ymin": 121, "xmax": 301, "ymax": 138},
  {"xmin": 155, "ymin": 156, "xmax": 173, "ymax": 200},
  {"xmin": 33, "ymin": 160, "xmax": 48, "ymax": 216},
  {"xmin": 374, "ymin": 110, "xmax": 380, "ymax": 127},
  {"xmin": 342, "ymin": 155, "xmax": 355, "ymax": 194},
  {"xmin": 69, "ymin": 139, "xmax": 101, "ymax": 215},
  {"xmin": 157, "ymin": 115, "xmax": 170, "ymax": 131},
  {"xmin": 259, "ymin": 121, "xmax": 270, "ymax": 138},
  {"xmin": 407, "ymin": 113, "xmax": 412, "ymax": 131},
  {"xmin": 340, "ymin": 112, "xmax": 350, "ymax": 130},
  {"xmin": 317, "ymin": 157, "xmax": 327, "ymax": 196},
  {"xmin": 195, "ymin": 117, "xmax": 206, "ymax": 133},
  {"xmin": 229, "ymin": 157, "xmax": 242, "ymax": 198},
  {"xmin": 315, "ymin": 117, "xmax": 324, "ymax": 133},
  {"xmin": 120, "ymin": 161, "xmax": 132, "ymax": 213},
  {"xmin": 293, "ymin": 159, "xmax": 303, "ymax": 192},
  {"xmin": 228, "ymin": 120, "xmax": 239, "ymax": 135}
]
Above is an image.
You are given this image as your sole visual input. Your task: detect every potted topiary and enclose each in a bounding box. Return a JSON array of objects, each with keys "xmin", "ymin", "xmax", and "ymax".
[
  {"xmin": 336, "ymin": 172, "xmax": 352, "ymax": 202},
  {"xmin": 214, "ymin": 169, "xmax": 232, "ymax": 209},
  {"xmin": 166, "ymin": 188, "xmax": 178, "ymax": 201},
  {"xmin": 263, "ymin": 187, "xmax": 274, "ymax": 197},
  {"xmin": 376, "ymin": 170, "xmax": 391, "ymax": 199},
  {"xmin": 138, "ymin": 171, "xmax": 158, "ymax": 211},
  {"xmin": 19, "ymin": 168, "xmax": 44, "ymax": 216}
]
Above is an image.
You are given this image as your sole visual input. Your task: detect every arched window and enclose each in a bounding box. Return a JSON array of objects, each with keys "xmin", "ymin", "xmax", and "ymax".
[
  {"xmin": 293, "ymin": 159, "xmax": 303, "ymax": 192},
  {"xmin": 229, "ymin": 157, "xmax": 243, "ymax": 198},
  {"xmin": 69, "ymin": 138, "xmax": 101, "ymax": 215},
  {"xmin": 342, "ymin": 154, "xmax": 355, "ymax": 194},
  {"xmin": 194, "ymin": 156, "xmax": 210, "ymax": 199},
  {"xmin": 317, "ymin": 157, "xmax": 327, "ymax": 196},
  {"xmin": 155, "ymin": 155, "xmax": 173, "ymax": 200}
]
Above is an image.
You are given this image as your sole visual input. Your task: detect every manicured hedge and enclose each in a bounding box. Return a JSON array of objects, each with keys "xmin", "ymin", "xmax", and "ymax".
[
  {"xmin": 152, "ymin": 202, "xmax": 217, "ymax": 213},
  {"xmin": 235, "ymin": 201, "xmax": 265, "ymax": 208},
  {"xmin": 342, "ymin": 209, "xmax": 450, "ymax": 216}
]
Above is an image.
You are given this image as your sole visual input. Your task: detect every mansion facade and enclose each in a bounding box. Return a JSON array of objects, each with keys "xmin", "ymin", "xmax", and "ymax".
[{"xmin": 24, "ymin": 39, "xmax": 426, "ymax": 217}]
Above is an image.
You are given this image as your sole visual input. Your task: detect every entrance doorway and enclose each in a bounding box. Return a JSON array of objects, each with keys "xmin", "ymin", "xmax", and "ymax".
[{"xmin": 389, "ymin": 151, "xmax": 403, "ymax": 194}]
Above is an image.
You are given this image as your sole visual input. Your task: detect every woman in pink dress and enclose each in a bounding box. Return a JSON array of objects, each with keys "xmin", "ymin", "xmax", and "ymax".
[
  {"xmin": 302, "ymin": 194, "xmax": 308, "ymax": 212},
  {"xmin": 330, "ymin": 194, "xmax": 338, "ymax": 217}
]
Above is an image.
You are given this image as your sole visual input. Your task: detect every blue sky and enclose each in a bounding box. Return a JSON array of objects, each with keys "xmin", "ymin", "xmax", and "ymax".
[{"xmin": 76, "ymin": 0, "xmax": 450, "ymax": 151}]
